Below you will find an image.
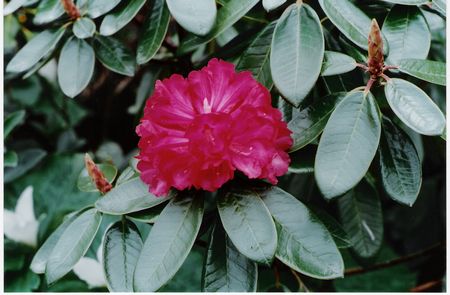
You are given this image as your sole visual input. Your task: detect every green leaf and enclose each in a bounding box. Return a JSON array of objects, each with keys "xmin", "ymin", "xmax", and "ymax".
[
  {"xmin": 95, "ymin": 177, "xmax": 172, "ymax": 214},
  {"xmin": 432, "ymin": 0, "xmax": 446, "ymax": 15},
  {"xmin": 5, "ymin": 269, "xmax": 40, "ymax": 292},
  {"xmin": 315, "ymin": 91, "xmax": 381, "ymax": 199},
  {"xmin": 4, "ymin": 148, "xmax": 47, "ymax": 183},
  {"xmin": 398, "ymin": 58, "xmax": 446, "ymax": 86},
  {"xmin": 270, "ymin": 3, "xmax": 324, "ymax": 107},
  {"xmin": 261, "ymin": 186, "xmax": 344, "ymax": 279},
  {"xmin": 321, "ymin": 51, "xmax": 356, "ymax": 76},
  {"xmin": 217, "ymin": 188, "xmax": 277, "ymax": 265},
  {"xmin": 93, "ymin": 35, "xmax": 135, "ymax": 76},
  {"xmin": 381, "ymin": 0, "xmax": 429, "ymax": 4},
  {"xmin": 4, "ymin": 110, "xmax": 25, "ymax": 140},
  {"xmin": 382, "ymin": 5, "xmax": 430, "ymax": 64},
  {"xmin": 33, "ymin": 0, "xmax": 64, "ymax": 25},
  {"xmin": 384, "ymin": 78, "xmax": 445, "ymax": 135},
  {"xmin": 46, "ymin": 208, "xmax": 102, "ymax": 284},
  {"xmin": 115, "ymin": 166, "xmax": 139, "ymax": 186},
  {"xmin": 4, "ymin": 150, "xmax": 18, "ymax": 167},
  {"xmin": 318, "ymin": 0, "xmax": 388, "ymax": 52},
  {"xmin": 133, "ymin": 192, "xmax": 204, "ymax": 292},
  {"xmin": 379, "ymin": 117, "xmax": 422, "ymax": 206},
  {"xmin": 178, "ymin": 0, "xmax": 259, "ymax": 54},
  {"xmin": 288, "ymin": 92, "xmax": 345, "ymax": 152},
  {"xmin": 127, "ymin": 203, "xmax": 165, "ymax": 223},
  {"xmin": 4, "ymin": 0, "xmax": 29, "ymax": 15},
  {"xmin": 310, "ymin": 208, "xmax": 351, "ymax": 249},
  {"xmin": 99, "ymin": 0, "xmax": 146, "ymax": 36},
  {"xmin": 337, "ymin": 181, "xmax": 383, "ymax": 258},
  {"xmin": 128, "ymin": 68, "xmax": 160, "ymax": 114},
  {"xmin": 88, "ymin": 0, "xmax": 121, "ymax": 18},
  {"xmin": 57, "ymin": 37, "xmax": 95, "ymax": 98},
  {"xmin": 77, "ymin": 163, "xmax": 117, "ymax": 192},
  {"xmin": 73, "ymin": 17, "xmax": 96, "ymax": 39},
  {"xmin": 31, "ymin": 210, "xmax": 83, "ymax": 274},
  {"xmin": 102, "ymin": 220, "xmax": 143, "ymax": 292},
  {"xmin": 166, "ymin": 0, "xmax": 217, "ymax": 36},
  {"xmin": 236, "ymin": 21, "xmax": 275, "ymax": 89},
  {"xmin": 263, "ymin": 0, "xmax": 287, "ymax": 11},
  {"xmin": 202, "ymin": 222, "xmax": 257, "ymax": 292},
  {"xmin": 6, "ymin": 27, "xmax": 66, "ymax": 73},
  {"xmin": 136, "ymin": 0, "xmax": 170, "ymax": 65}
]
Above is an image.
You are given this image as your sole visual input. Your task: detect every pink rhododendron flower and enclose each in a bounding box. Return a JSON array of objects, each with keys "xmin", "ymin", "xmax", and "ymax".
[{"xmin": 136, "ymin": 59, "xmax": 292, "ymax": 196}]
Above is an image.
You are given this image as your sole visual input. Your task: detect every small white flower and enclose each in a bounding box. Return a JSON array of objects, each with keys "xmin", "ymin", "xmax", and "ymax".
[
  {"xmin": 73, "ymin": 246, "xmax": 106, "ymax": 288},
  {"xmin": 4, "ymin": 186, "xmax": 39, "ymax": 247}
]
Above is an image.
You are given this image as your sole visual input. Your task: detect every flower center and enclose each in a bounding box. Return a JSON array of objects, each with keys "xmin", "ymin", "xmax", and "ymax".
[{"xmin": 203, "ymin": 97, "xmax": 212, "ymax": 113}]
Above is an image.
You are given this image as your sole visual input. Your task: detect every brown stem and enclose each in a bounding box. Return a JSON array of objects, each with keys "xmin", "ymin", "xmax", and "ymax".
[
  {"xmin": 344, "ymin": 243, "xmax": 443, "ymax": 276},
  {"xmin": 61, "ymin": 0, "xmax": 80, "ymax": 20},
  {"xmin": 290, "ymin": 268, "xmax": 309, "ymax": 292},
  {"xmin": 410, "ymin": 279, "xmax": 442, "ymax": 292}
]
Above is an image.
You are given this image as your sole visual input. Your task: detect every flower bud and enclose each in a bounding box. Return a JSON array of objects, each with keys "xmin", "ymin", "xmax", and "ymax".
[
  {"xmin": 367, "ymin": 19, "xmax": 384, "ymax": 73},
  {"xmin": 84, "ymin": 153, "xmax": 112, "ymax": 194}
]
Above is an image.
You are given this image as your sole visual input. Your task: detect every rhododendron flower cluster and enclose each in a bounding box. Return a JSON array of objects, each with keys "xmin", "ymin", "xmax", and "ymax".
[{"xmin": 136, "ymin": 59, "xmax": 292, "ymax": 196}]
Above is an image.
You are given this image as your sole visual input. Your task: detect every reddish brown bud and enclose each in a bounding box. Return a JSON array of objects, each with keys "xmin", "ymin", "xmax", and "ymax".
[
  {"xmin": 61, "ymin": 0, "xmax": 80, "ymax": 20},
  {"xmin": 367, "ymin": 19, "xmax": 384, "ymax": 76},
  {"xmin": 84, "ymin": 153, "xmax": 112, "ymax": 194}
]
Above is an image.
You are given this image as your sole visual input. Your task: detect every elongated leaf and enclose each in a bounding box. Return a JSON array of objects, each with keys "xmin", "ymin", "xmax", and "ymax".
[
  {"xmin": 31, "ymin": 211, "xmax": 83, "ymax": 274},
  {"xmin": 77, "ymin": 164, "xmax": 117, "ymax": 192},
  {"xmin": 46, "ymin": 208, "xmax": 102, "ymax": 284},
  {"xmin": 73, "ymin": 17, "xmax": 96, "ymax": 39},
  {"xmin": 432, "ymin": 0, "xmax": 446, "ymax": 15},
  {"xmin": 94, "ymin": 36, "xmax": 135, "ymax": 76},
  {"xmin": 379, "ymin": 117, "xmax": 421, "ymax": 206},
  {"xmin": 4, "ymin": 0, "xmax": 29, "ymax": 15},
  {"xmin": 58, "ymin": 37, "xmax": 95, "ymax": 98},
  {"xmin": 261, "ymin": 187, "xmax": 344, "ymax": 279},
  {"xmin": 318, "ymin": 0, "xmax": 388, "ymax": 52},
  {"xmin": 288, "ymin": 92, "xmax": 345, "ymax": 152},
  {"xmin": 127, "ymin": 203, "xmax": 165, "ymax": 223},
  {"xmin": 271, "ymin": 3, "xmax": 324, "ymax": 107},
  {"xmin": 310, "ymin": 207, "xmax": 351, "ymax": 249},
  {"xmin": 263, "ymin": 0, "xmax": 287, "ymax": 11},
  {"xmin": 398, "ymin": 58, "xmax": 446, "ymax": 86},
  {"xmin": 382, "ymin": 0, "xmax": 428, "ymax": 4},
  {"xmin": 384, "ymin": 78, "xmax": 445, "ymax": 135},
  {"xmin": 315, "ymin": 91, "xmax": 381, "ymax": 200},
  {"xmin": 100, "ymin": 0, "xmax": 146, "ymax": 36},
  {"xmin": 178, "ymin": 0, "xmax": 259, "ymax": 54},
  {"xmin": 115, "ymin": 166, "xmax": 139, "ymax": 186},
  {"xmin": 33, "ymin": 0, "xmax": 64, "ymax": 25},
  {"xmin": 4, "ymin": 148, "xmax": 47, "ymax": 183},
  {"xmin": 136, "ymin": 0, "xmax": 170, "ymax": 65},
  {"xmin": 6, "ymin": 27, "xmax": 66, "ymax": 73},
  {"xmin": 4, "ymin": 110, "xmax": 25, "ymax": 140},
  {"xmin": 202, "ymin": 222, "xmax": 257, "ymax": 292},
  {"xmin": 95, "ymin": 178, "xmax": 172, "ymax": 214},
  {"xmin": 217, "ymin": 188, "xmax": 277, "ymax": 265},
  {"xmin": 166, "ymin": 0, "xmax": 216, "ymax": 36},
  {"xmin": 103, "ymin": 220, "xmax": 143, "ymax": 292},
  {"xmin": 133, "ymin": 192, "xmax": 204, "ymax": 292},
  {"xmin": 321, "ymin": 51, "xmax": 356, "ymax": 76},
  {"xmin": 4, "ymin": 151, "xmax": 18, "ymax": 167},
  {"xmin": 337, "ymin": 181, "xmax": 383, "ymax": 258},
  {"xmin": 383, "ymin": 5, "xmax": 430, "ymax": 64},
  {"xmin": 88, "ymin": 0, "xmax": 121, "ymax": 18},
  {"xmin": 236, "ymin": 22, "xmax": 275, "ymax": 89}
]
